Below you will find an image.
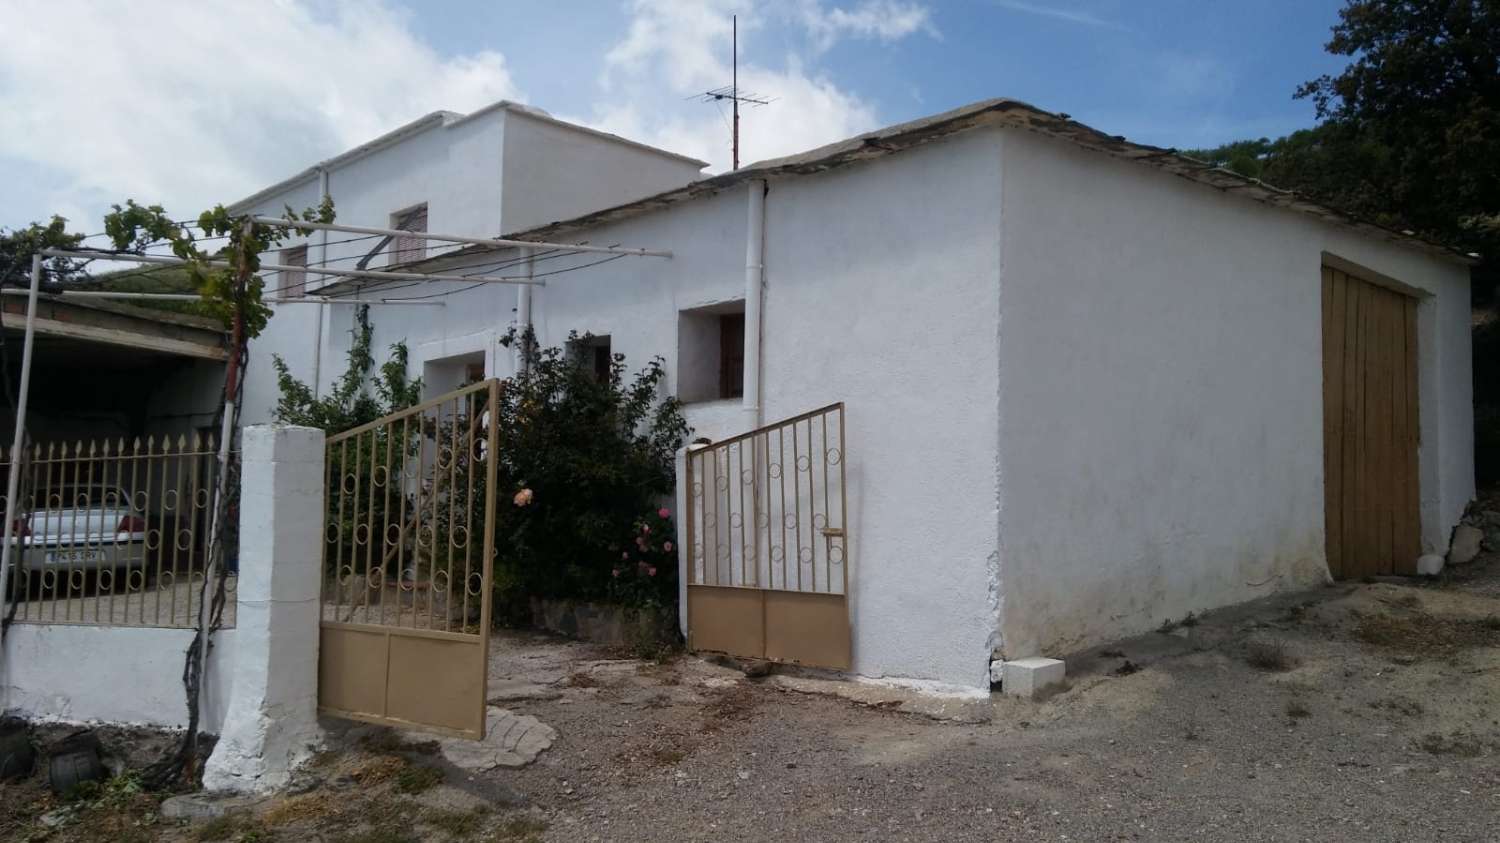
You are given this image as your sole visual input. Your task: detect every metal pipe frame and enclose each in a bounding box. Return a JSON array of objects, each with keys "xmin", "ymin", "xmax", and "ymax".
[
  {"xmin": 251, "ymin": 216, "xmax": 672, "ymax": 258},
  {"xmin": 39, "ymin": 249, "xmax": 545, "ymax": 287}
]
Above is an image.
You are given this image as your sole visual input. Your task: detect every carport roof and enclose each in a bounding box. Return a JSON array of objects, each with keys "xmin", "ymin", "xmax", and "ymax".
[{"xmin": 0, "ymin": 292, "xmax": 228, "ymax": 361}]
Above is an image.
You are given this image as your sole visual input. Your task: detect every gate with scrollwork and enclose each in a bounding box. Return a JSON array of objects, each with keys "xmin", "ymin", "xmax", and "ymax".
[
  {"xmin": 318, "ymin": 380, "xmax": 498, "ymax": 739},
  {"xmin": 683, "ymin": 403, "xmax": 850, "ymax": 669}
]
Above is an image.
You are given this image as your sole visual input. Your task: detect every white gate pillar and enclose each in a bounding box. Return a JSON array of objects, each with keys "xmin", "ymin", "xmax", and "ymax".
[{"xmin": 204, "ymin": 425, "xmax": 325, "ymax": 793}]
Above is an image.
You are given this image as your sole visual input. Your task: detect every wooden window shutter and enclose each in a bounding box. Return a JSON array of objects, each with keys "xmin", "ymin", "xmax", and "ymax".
[
  {"xmin": 281, "ymin": 245, "xmax": 307, "ymax": 299},
  {"xmin": 719, "ymin": 312, "xmax": 745, "ymax": 399},
  {"xmin": 392, "ymin": 204, "xmax": 428, "ymax": 265}
]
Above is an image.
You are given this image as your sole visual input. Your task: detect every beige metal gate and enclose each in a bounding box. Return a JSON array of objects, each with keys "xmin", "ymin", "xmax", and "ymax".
[
  {"xmin": 319, "ymin": 380, "xmax": 498, "ymax": 739},
  {"xmin": 684, "ymin": 403, "xmax": 850, "ymax": 669}
]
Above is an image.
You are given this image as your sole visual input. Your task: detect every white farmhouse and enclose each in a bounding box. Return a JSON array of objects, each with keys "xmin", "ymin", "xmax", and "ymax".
[
  {"xmin": 229, "ymin": 100, "xmax": 706, "ymax": 424},
  {"xmin": 250, "ymin": 98, "xmax": 1476, "ymax": 693}
]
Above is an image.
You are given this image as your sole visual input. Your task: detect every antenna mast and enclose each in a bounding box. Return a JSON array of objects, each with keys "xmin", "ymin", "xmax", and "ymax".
[{"xmin": 695, "ymin": 13, "xmax": 772, "ymax": 170}]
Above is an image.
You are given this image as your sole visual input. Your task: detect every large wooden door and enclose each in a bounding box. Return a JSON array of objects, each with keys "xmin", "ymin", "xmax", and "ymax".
[{"xmin": 1322, "ymin": 266, "xmax": 1420, "ymax": 578}]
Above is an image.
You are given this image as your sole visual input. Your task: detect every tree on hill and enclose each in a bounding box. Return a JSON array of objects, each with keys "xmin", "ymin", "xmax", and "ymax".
[{"xmin": 1189, "ymin": 0, "xmax": 1499, "ymax": 258}]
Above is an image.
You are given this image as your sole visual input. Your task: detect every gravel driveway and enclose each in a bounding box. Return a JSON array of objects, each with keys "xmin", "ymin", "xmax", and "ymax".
[{"xmin": 483, "ymin": 556, "xmax": 1500, "ymax": 842}]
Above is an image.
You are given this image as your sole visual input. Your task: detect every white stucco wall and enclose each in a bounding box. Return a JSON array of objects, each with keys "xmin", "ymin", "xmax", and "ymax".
[
  {"xmin": 500, "ymin": 109, "xmax": 704, "ymax": 235},
  {"xmin": 992, "ymin": 130, "xmax": 1474, "ymax": 658},
  {"xmin": 1, "ymin": 624, "xmax": 236, "ymax": 732},
  {"xmin": 481, "ymin": 129, "xmax": 1007, "ymax": 690},
  {"xmin": 238, "ymin": 105, "xmax": 702, "ymax": 426}
]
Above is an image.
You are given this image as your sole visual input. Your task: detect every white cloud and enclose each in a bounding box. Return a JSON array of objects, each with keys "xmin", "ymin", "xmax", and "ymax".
[
  {"xmin": 0, "ymin": 0, "xmax": 520, "ymax": 230},
  {"xmin": 800, "ymin": 0, "xmax": 940, "ymax": 52},
  {"xmin": 1, "ymin": 0, "xmax": 936, "ymax": 229},
  {"xmin": 589, "ymin": 0, "xmax": 933, "ymax": 172},
  {"xmin": 990, "ymin": 0, "xmax": 1124, "ymax": 30}
]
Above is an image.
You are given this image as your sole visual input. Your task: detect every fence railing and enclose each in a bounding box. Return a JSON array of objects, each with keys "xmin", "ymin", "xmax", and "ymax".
[
  {"xmin": 1, "ymin": 435, "xmax": 235, "ymax": 629},
  {"xmin": 322, "ymin": 379, "xmax": 498, "ymax": 634},
  {"xmin": 686, "ymin": 402, "xmax": 848, "ymax": 594}
]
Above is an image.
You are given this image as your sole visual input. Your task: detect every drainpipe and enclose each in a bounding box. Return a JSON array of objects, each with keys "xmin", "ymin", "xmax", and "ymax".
[
  {"xmin": 515, "ymin": 247, "xmax": 534, "ymax": 374},
  {"xmin": 743, "ymin": 180, "xmax": 766, "ymax": 428},
  {"xmin": 312, "ymin": 166, "xmax": 331, "ymax": 397}
]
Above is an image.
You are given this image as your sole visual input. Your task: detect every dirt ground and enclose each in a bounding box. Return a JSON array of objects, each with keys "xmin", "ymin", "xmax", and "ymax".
[{"xmin": 8, "ymin": 551, "xmax": 1500, "ymax": 842}]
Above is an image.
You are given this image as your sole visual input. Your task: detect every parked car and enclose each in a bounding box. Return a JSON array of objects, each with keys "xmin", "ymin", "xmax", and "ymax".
[{"xmin": 9, "ymin": 485, "xmax": 149, "ymax": 572}]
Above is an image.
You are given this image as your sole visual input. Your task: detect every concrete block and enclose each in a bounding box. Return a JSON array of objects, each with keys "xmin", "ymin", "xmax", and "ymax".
[
  {"xmin": 1002, "ymin": 657, "xmax": 1066, "ymax": 699},
  {"xmin": 1449, "ymin": 525, "xmax": 1483, "ymax": 565},
  {"xmin": 1416, "ymin": 554, "xmax": 1445, "ymax": 577}
]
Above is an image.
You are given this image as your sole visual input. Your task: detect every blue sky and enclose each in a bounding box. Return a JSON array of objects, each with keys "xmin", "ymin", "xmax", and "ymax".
[
  {"xmin": 2, "ymin": 1, "xmax": 1353, "ymax": 233},
  {"xmin": 417, "ymin": 0, "xmax": 1349, "ymax": 149}
]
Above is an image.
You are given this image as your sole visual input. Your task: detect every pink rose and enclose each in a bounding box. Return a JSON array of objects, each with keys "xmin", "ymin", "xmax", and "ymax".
[
  {"xmin": 512, "ymin": 488, "xmax": 534, "ymax": 507},
  {"xmin": 612, "ymin": 567, "xmax": 622, "ymax": 577},
  {"xmin": 641, "ymin": 524, "xmax": 651, "ymax": 534},
  {"xmin": 658, "ymin": 507, "xmax": 671, "ymax": 519},
  {"xmin": 621, "ymin": 551, "xmax": 630, "ymax": 560},
  {"xmin": 647, "ymin": 566, "xmax": 657, "ymax": 576},
  {"xmin": 663, "ymin": 542, "xmax": 673, "ymax": 552}
]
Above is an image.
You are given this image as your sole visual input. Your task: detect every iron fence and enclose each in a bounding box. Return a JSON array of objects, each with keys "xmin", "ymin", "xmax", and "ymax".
[
  {"xmin": 686, "ymin": 402, "xmax": 848, "ymax": 594},
  {"xmin": 321, "ymin": 379, "xmax": 498, "ymax": 634},
  {"xmin": 1, "ymin": 435, "xmax": 235, "ymax": 628}
]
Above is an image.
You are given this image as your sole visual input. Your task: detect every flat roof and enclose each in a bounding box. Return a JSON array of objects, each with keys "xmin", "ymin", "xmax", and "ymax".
[{"xmin": 229, "ymin": 101, "xmax": 707, "ymax": 212}]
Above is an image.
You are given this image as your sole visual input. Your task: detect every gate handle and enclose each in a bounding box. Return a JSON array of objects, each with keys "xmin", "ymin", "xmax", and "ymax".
[{"xmin": 820, "ymin": 527, "xmax": 845, "ymax": 538}]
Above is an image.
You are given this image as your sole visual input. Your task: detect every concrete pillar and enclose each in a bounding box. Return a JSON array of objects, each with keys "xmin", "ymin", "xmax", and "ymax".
[{"xmin": 203, "ymin": 425, "xmax": 325, "ymax": 793}]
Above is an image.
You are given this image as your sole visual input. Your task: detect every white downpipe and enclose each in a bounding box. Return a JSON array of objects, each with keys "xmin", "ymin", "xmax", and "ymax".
[
  {"xmin": 516, "ymin": 247, "xmax": 534, "ymax": 374},
  {"xmin": 743, "ymin": 180, "xmax": 766, "ymax": 427},
  {"xmin": 312, "ymin": 167, "xmax": 330, "ymax": 398},
  {"xmin": 0, "ymin": 255, "xmax": 44, "ymax": 648}
]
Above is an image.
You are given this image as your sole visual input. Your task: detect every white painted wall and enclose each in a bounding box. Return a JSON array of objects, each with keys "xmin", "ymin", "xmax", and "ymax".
[
  {"xmin": 500, "ymin": 109, "xmax": 705, "ymax": 234},
  {"xmin": 237, "ymin": 104, "xmax": 703, "ymax": 426},
  {"xmin": 488, "ymin": 130, "xmax": 1006, "ymax": 690},
  {"xmin": 992, "ymin": 130, "xmax": 1474, "ymax": 658},
  {"xmin": 1, "ymin": 624, "xmax": 236, "ymax": 732}
]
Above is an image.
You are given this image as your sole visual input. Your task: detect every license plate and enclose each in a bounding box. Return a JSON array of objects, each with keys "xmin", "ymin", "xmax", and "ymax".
[{"xmin": 45, "ymin": 549, "xmax": 103, "ymax": 565}]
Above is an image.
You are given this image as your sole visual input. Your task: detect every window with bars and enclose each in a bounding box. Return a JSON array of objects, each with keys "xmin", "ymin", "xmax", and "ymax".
[
  {"xmin": 390, "ymin": 203, "xmax": 428, "ymax": 266},
  {"xmin": 280, "ymin": 245, "xmax": 307, "ymax": 299}
]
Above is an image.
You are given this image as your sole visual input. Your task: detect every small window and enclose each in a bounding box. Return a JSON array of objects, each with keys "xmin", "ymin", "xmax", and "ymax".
[
  {"xmin": 390, "ymin": 203, "xmax": 428, "ymax": 266},
  {"xmin": 280, "ymin": 245, "xmax": 307, "ymax": 299},
  {"xmin": 568, "ymin": 335, "xmax": 612, "ymax": 383},
  {"xmin": 677, "ymin": 302, "xmax": 745, "ymax": 403}
]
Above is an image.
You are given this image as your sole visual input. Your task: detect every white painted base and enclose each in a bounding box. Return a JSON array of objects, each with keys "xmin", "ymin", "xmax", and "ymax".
[
  {"xmin": 203, "ymin": 426, "xmax": 326, "ymax": 793},
  {"xmin": 1001, "ymin": 657, "xmax": 1066, "ymax": 699},
  {"xmin": 1417, "ymin": 554, "xmax": 1446, "ymax": 577}
]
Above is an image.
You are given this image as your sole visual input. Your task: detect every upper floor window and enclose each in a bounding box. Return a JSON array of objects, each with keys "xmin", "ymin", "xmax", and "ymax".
[
  {"xmin": 390, "ymin": 203, "xmax": 428, "ymax": 266},
  {"xmin": 280, "ymin": 245, "xmax": 307, "ymax": 299}
]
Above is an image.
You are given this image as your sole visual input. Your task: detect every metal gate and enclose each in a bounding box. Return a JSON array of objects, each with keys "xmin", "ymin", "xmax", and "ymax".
[
  {"xmin": 318, "ymin": 380, "xmax": 498, "ymax": 739},
  {"xmin": 684, "ymin": 403, "xmax": 850, "ymax": 669}
]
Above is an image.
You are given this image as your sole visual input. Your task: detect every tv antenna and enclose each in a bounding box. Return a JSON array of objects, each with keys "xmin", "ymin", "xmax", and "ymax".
[{"xmin": 694, "ymin": 14, "xmax": 773, "ymax": 169}]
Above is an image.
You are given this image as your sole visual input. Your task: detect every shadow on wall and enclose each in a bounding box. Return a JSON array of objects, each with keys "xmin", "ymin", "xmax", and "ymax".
[{"xmin": 1475, "ymin": 268, "xmax": 1499, "ymax": 487}]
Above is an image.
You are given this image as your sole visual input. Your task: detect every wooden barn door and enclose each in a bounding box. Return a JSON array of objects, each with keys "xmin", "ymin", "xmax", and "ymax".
[{"xmin": 1322, "ymin": 265, "xmax": 1420, "ymax": 578}]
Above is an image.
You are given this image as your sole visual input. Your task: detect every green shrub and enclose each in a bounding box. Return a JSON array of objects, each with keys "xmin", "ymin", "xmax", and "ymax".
[{"xmin": 493, "ymin": 329, "xmax": 689, "ymax": 612}]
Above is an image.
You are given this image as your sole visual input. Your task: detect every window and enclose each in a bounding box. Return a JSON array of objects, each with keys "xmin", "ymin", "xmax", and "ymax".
[
  {"xmin": 390, "ymin": 203, "xmax": 428, "ymax": 266},
  {"xmin": 568, "ymin": 335, "xmax": 613, "ymax": 383},
  {"xmin": 280, "ymin": 245, "xmax": 307, "ymax": 299},
  {"xmin": 718, "ymin": 312, "xmax": 745, "ymax": 399},
  {"xmin": 677, "ymin": 301, "xmax": 745, "ymax": 403}
]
